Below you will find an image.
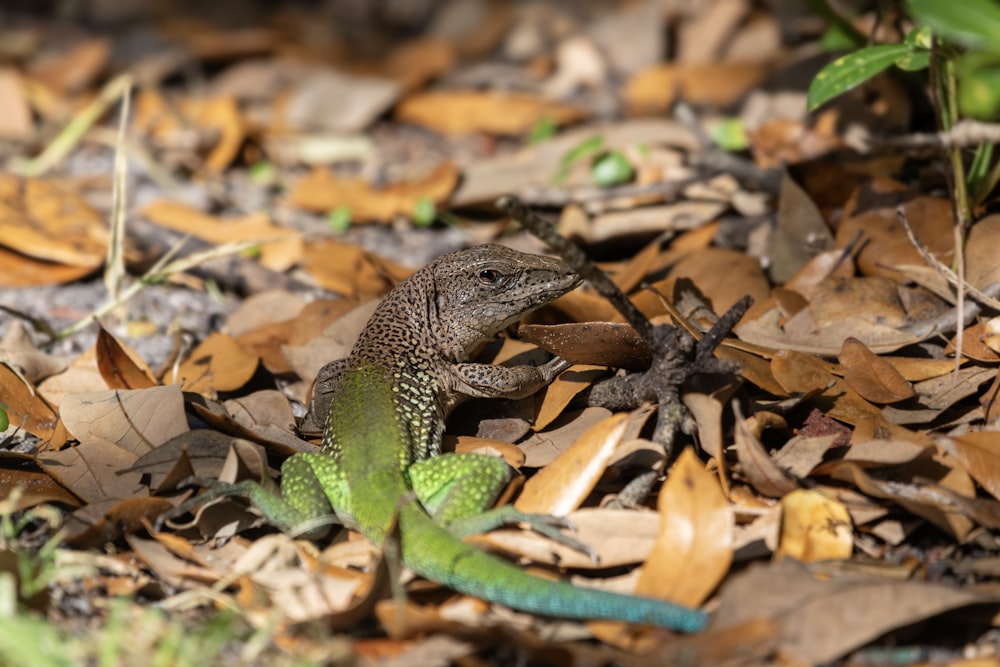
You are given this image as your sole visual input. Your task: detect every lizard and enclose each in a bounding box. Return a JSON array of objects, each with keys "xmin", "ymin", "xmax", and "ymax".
[{"xmin": 162, "ymin": 244, "xmax": 708, "ymax": 632}]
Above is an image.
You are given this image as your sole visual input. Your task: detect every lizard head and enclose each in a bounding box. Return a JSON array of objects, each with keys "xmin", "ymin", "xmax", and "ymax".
[{"xmin": 431, "ymin": 244, "xmax": 581, "ymax": 357}]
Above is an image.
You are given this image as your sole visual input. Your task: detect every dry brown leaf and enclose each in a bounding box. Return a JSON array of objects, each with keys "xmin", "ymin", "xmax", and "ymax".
[
  {"xmin": 288, "ymin": 162, "xmax": 458, "ymax": 222},
  {"xmin": 836, "ymin": 179, "xmax": 954, "ymax": 280},
  {"xmin": 747, "ymin": 116, "xmax": 844, "ymax": 168},
  {"xmin": 636, "ymin": 447, "xmax": 732, "ymax": 606},
  {"xmin": 662, "ymin": 247, "xmax": 771, "ymax": 316},
  {"xmin": 519, "ymin": 407, "xmax": 612, "ymax": 468},
  {"xmin": 534, "ymin": 365, "xmax": 606, "ymax": 430},
  {"xmin": 515, "ymin": 412, "xmax": 627, "ymax": 516},
  {"xmin": 0, "ymin": 451, "xmax": 81, "ymax": 510},
  {"xmin": 0, "ymin": 174, "xmax": 108, "ymax": 268},
  {"xmin": 775, "ymin": 489, "xmax": 853, "ymax": 562},
  {"xmin": 838, "ymin": 337, "xmax": 914, "ymax": 404},
  {"xmin": 783, "ymin": 248, "xmax": 856, "ymax": 298},
  {"xmin": 174, "ymin": 332, "xmax": 259, "ymax": 395},
  {"xmin": 302, "ymin": 240, "xmax": 395, "ymax": 299},
  {"xmin": 734, "ymin": 410, "xmax": 797, "ymax": 498},
  {"xmin": 773, "ymin": 434, "xmax": 837, "ymax": 478},
  {"xmin": 545, "ymin": 288, "xmax": 620, "ymax": 325},
  {"xmin": 881, "ymin": 366, "xmax": 995, "ymax": 426},
  {"xmin": 0, "ymin": 321, "xmax": 71, "ymax": 383},
  {"xmin": 396, "ymin": 90, "xmax": 584, "ymax": 135},
  {"xmin": 0, "ymin": 67, "xmax": 33, "ymax": 139},
  {"xmin": 770, "ymin": 170, "xmax": 835, "ymax": 284},
  {"xmin": 624, "ymin": 62, "xmax": 766, "ymax": 113},
  {"xmin": 518, "ymin": 322, "xmax": 651, "ymax": 371},
  {"xmin": 940, "ymin": 431, "xmax": 1000, "ymax": 502},
  {"xmin": 827, "ymin": 457, "xmax": 974, "ymax": 540},
  {"xmin": 141, "ymin": 200, "xmax": 301, "ymax": 272},
  {"xmin": 27, "ymin": 38, "xmax": 109, "ymax": 93},
  {"xmin": 59, "ymin": 385, "xmax": 188, "ymax": 456},
  {"xmin": 737, "ymin": 304, "xmax": 926, "ymax": 355},
  {"xmin": 453, "ymin": 436, "xmax": 525, "ymax": 469},
  {"xmin": 0, "ymin": 244, "xmax": 97, "ymax": 287},
  {"xmin": 0, "ymin": 362, "xmax": 66, "ymax": 446},
  {"xmin": 809, "ymin": 276, "xmax": 907, "ymax": 329},
  {"xmin": 770, "ymin": 350, "xmax": 881, "ymax": 424},
  {"xmin": 473, "ymin": 508, "xmax": 659, "ymax": 569},
  {"xmin": 947, "ymin": 322, "xmax": 1000, "ymax": 362},
  {"xmin": 39, "ymin": 439, "xmax": 143, "ymax": 504},
  {"xmin": 965, "ymin": 213, "xmax": 1000, "ymax": 290},
  {"xmin": 712, "ymin": 559, "xmax": 994, "ymax": 664},
  {"xmin": 385, "ymin": 38, "xmax": 457, "ymax": 92},
  {"xmin": 96, "ymin": 327, "xmax": 158, "ymax": 390},
  {"xmin": 132, "ymin": 91, "xmax": 246, "ymax": 171}
]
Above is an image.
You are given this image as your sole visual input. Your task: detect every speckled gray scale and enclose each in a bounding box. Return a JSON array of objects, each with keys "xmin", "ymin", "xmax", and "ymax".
[{"xmin": 319, "ymin": 244, "xmax": 581, "ymax": 465}]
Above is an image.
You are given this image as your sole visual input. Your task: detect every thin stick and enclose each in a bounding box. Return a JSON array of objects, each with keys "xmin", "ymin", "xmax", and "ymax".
[{"xmin": 496, "ymin": 195, "xmax": 655, "ymax": 343}]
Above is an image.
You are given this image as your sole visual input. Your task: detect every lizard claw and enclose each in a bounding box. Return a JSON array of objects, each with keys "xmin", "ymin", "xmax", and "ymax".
[{"xmin": 509, "ymin": 509, "xmax": 600, "ymax": 563}]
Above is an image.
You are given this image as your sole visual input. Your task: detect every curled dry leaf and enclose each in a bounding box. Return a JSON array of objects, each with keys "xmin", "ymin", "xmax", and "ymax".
[
  {"xmin": 0, "ymin": 362, "xmax": 67, "ymax": 446},
  {"xmin": 635, "ymin": 447, "xmax": 732, "ymax": 607},
  {"xmin": 734, "ymin": 408, "xmax": 797, "ymax": 498},
  {"xmin": 96, "ymin": 327, "xmax": 158, "ymax": 390},
  {"xmin": 775, "ymin": 489, "xmax": 852, "ymax": 563},
  {"xmin": 838, "ymin": 337, "xmax": 914, "ymax": 404}
]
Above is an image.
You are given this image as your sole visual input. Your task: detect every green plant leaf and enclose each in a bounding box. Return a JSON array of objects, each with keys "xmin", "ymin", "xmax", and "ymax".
[
  {"xmin": 710, "ymin": 118, "xmax": 749, "ymax": 151},
  {"xmin": 590, "ymin": 151, "xmax": 634, "ymax": 187},
  {"xmin": 895, "ymin": 49, "xmax": 930, "ymax": 71},
  {"xmin": 0, "ymin": 408, "xmax": 7, "ymax": 433},
  {"xmin": 412, "ymin": 197, "xmax": 436, "ymax": 227},
  {"xmin": 527, "ymin": 116, "xmax": 557, "ymax": 144},
  {"xmin": 327, "ymin": 206, "xmax": 351, "ymax": 233},
  {"xmin": 958, "ymin": 61, "xmax": 1000, "ymax": 119},
  {"xmin": 808, "ymin": 43, "xmax": 912, "ymax": 110},
  {"xmin": 561, "ymin": 135, "xmax": 604, "ymax": 168},
  {"xmin": 908, "ymin": 0, "xmax": 1000, "ymax": 47}
]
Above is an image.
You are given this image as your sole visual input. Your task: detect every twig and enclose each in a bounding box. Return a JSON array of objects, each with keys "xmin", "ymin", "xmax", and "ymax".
[
  {"xmin": 895, "ymin": 208, "xmax": 1000, "ymax": 311},
  {"xmin": 11, "ymin": 74, "xmax": 133, "ymax": 177},
  {"xmin": 868, "ymin": 119, "xmax": 1000, "ymax": 151},
  {"xmin": 496, "ymin": 195, "xmax": 655, "ymax": 343}
]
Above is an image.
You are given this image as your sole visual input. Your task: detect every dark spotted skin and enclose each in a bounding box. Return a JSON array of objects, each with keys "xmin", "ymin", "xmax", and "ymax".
[{"xmin": 308, "ymin": 244, "xmax": 582, "ymax": 462}]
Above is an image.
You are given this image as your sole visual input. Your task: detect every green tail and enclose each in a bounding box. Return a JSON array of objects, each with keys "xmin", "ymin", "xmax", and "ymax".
[{"xmin": 398, "ymin": 503, "xmax": 707, "ymax": 632}]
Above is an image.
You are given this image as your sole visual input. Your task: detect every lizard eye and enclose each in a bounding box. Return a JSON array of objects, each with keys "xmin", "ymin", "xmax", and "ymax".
[{"xmin": 478, "ymin": 268, "xmax": 503, "ymax": 285}]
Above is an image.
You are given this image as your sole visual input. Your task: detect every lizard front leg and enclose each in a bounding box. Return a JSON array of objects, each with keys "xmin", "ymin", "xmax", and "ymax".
[
  {"xmin": 407, "ymin": 453, "xmax": 596, "ymax": 558},
  {"xmin": 449, "ymin": 356, "xmax": 570, "ymax": 400}
]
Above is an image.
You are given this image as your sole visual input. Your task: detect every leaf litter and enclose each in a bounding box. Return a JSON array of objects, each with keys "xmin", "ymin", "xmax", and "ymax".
[{"xmin": 1, "ymin": 1, "xmax": 1000, "ymax": 665}]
